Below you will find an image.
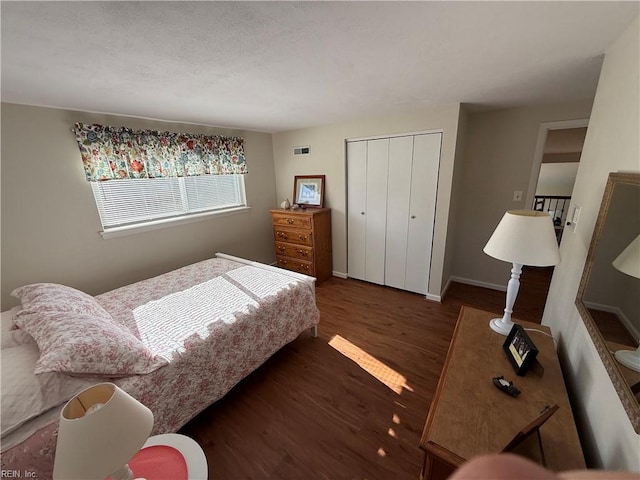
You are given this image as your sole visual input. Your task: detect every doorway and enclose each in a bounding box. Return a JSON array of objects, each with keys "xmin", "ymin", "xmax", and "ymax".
[{"xmin": 522, "ymin": 119, "xmax": 589, "ymax": 318}]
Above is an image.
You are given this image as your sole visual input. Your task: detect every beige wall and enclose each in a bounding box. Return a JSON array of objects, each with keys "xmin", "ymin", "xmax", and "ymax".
[
  {"xmin": 450, "ymin": 101, "xmax": 593, "ymax": 290},
  {"xmin": 543, "ymin": 17, "xmax": 640, "ymax": 471},
  {"xmin": 272, "ymin": 104, "xmax": 462, "ymax": 298},
  {"xmin": 1, "ymin": 103, "xmax": 277, "ymax": 308},
  {"xmin": 443, "ymin": 105, "xmax": 469, "ymax": 291}
]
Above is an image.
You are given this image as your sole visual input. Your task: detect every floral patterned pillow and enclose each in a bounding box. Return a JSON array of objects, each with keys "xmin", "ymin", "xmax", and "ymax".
[
  {"xmin": 13, "ymin": 310, "xmax": 168, "ymax": 376},
  {"xmin": 11, "ymin": 283, "xmax": 111, "ymax": 321}
]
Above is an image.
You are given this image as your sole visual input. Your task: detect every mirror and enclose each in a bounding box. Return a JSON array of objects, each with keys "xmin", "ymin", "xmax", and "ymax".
[{"xmin": 576, "ymin": 172, "xmax": 640, "ymax": 433}]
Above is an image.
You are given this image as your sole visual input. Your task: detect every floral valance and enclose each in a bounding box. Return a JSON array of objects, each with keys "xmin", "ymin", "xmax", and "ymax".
[{"xmin": 73, "ymin": 123, "xmax": 247, "ymax": 182}]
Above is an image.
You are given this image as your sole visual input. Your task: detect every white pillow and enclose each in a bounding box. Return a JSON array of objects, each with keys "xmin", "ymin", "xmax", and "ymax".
[
  {"xmin": 1, "ymin": 307, "xmax": 35, "ymax": 349},
  {"xmin": 0, "ymin": 343, "xmax": 94, "ymax": 437}
]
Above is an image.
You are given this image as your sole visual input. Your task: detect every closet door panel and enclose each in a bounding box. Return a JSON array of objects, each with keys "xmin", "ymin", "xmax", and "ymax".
[
  {"xmin": 347, "ymin": 141, "xmax": 367, "ymax": 281},
  {"xmin": 385, "ymin": 136, "xmax": 414, "ymax": 290},
  {"xmin": 406, "ymin": 133, "xmax": 442, "ymax": 294},
  {"xmin": 364, "ymin": 138, "xmax": 389, "ymax": 285}
]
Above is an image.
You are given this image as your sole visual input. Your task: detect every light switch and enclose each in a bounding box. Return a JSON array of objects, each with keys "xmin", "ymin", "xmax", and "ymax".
[
  {"xmin": 513, "ymin": 191, "xmax": 523, "ymax": 201},
  {"xmin": 566, "ymin": 205, "xmax": 581, "ymax": 232}
]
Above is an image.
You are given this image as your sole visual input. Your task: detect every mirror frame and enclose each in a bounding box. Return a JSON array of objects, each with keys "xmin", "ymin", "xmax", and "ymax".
[{"xmin": 575, "ymin": 171, "xmax": 640, "ymax": 433}]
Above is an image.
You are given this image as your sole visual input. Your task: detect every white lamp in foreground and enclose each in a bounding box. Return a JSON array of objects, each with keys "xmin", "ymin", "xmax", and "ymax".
[
  {"xmin": 483, "ymin": 210, "xmax": 561, "ymax": 335},
  {"xmin": 612, "ymin": 234, "xmax": 640, "ymax": 373},
  {"xmin": 53, "ymin": 383, "xmax": 153, "ymax": 480}
]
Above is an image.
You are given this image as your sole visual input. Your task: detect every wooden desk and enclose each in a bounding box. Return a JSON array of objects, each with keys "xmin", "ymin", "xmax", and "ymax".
[{"xmin": 419, "ymin": 306, "xmax": 585, "ymax": 479}]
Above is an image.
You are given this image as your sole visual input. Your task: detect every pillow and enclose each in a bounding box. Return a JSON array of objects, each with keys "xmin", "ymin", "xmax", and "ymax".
[
  {"xmin": 10, "ymin": 283, "xmax": 112, "ymax": 321},
  {"xmin": 1, "ymin": 343, "xmax": 95, "ymax": 436},
  {"xmin": 13, "ymin": 310, "xmax": 168, "ymax": 376},
  {"xmin": 1, "ymin": 307, "xmax": 35, "ymax": 348}
]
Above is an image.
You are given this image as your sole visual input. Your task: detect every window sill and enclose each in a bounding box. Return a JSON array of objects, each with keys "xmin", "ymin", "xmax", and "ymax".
[{"xmin": 99, "ymin": 206, "xmax": 252, "ymax": 239}]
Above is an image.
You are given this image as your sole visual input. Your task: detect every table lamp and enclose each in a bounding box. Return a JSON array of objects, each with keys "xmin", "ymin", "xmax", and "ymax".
[
  {"xmin": 612, "ymin": 234, "xmax": 640, "ymax": 372},
  {"xmin": 53, "ymin": 382, "xmax": 154, "ymax": 480},
  {"xmin": 483, "ymin": 210, "xmax": 561, "ymax": 335}
]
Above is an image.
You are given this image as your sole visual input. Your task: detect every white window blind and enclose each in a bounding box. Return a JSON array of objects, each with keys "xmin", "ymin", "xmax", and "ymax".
[{"xmin": 91, "ymin": 175, "xmax": 246, "ymax": 231}]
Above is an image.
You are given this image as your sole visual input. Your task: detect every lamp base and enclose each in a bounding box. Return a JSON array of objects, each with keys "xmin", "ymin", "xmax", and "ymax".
[
  {"xmin": 614, "ymin": 348, "xmax": 640, "ymax": 373},
  {"xmin": 489, "ymin": 317, "xmax": 514, "ymax": 336}
]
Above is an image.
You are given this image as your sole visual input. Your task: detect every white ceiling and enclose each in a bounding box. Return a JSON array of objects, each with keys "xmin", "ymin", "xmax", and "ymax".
[{"xmin": 2, "ymin": 2, "xmax": 638, "ymax": 133}]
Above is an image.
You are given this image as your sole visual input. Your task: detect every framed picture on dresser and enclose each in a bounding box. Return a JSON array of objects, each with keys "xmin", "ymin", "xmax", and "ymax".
[{"xmin": 294, "ymin": 175, "xmax": 325, "ymax": 208}]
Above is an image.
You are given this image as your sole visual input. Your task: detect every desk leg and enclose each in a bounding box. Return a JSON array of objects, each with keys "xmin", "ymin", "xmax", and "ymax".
[
  {"xmin": 420, "ymin": 452, "xmax": 456, "ymax": 480},
  {"xmin": 420, "ymin": 452, "xmax": 433, "ymax": 480}
]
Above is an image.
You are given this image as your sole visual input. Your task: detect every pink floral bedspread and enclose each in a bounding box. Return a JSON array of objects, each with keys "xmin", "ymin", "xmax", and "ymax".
[{"xmin": 1, "ymin": 257, "xmax": 319, "ymax": 477}]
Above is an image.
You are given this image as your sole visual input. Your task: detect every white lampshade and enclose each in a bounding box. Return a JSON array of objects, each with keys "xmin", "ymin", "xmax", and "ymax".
[
  {"xmin": 612, "ymin": 234, "xmax": 640, "ymax": 279},
  {"xmin": 53, "ymin": 383, "xmax": 153, "ymax": 480},
  {"xmin": 612, "ymin": 234, "xmax": 640, "ymax": 373},
  {"xmin": 483, "ymin": 210, "xmax": 560, "ymax": 267}
]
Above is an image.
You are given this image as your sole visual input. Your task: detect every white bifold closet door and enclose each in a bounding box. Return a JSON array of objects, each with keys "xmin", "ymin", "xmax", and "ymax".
[
  {"xmin": 347, "ymin": 141, "xmax": 368, "ymax": 283},
  {"xmin": 347, "ymin": 133, "xmax": 441, "ymax": 295},
  {"xmin": 347, "ymin": 138, "xmax": 389, "ymax": 285}
]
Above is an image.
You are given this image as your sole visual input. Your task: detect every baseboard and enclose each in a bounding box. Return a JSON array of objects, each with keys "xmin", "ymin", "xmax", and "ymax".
[
  {"xmin": 583, "ymin": 301, "xmax": 640, "ymax": 341},
  {"xmin": 426, "ymin": 293, "xmax": 442, "ymax": 303},
  {"xmin": 440, "ymin": 277, "xmax": 453, "ymax": 299},
  {"xmin": 449, "ymin": 276, "xmax": 507, "ymax": 292},
  {"xmin": 332, "ymin": 271, "xmax": 348, "ymax": 279}
]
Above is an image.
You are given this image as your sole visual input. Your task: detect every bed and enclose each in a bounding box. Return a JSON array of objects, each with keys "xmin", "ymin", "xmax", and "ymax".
[{"xmin": 1, "ymin": 253, "xmax": 320, "ymax": 477}]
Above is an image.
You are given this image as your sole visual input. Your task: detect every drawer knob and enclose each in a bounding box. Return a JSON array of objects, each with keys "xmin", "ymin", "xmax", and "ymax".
[
  {"xmin": 287, "ymin": 218, "xmax": 294, "ymax": 224},
  {"xmin": 298, "ymin": 235, "xmax": 308, "ymax": 240},
  {"xmin": 278, "ymin": 246, "xmax": 286, "ymax": 251},
  {"xmin": 277, "ymin": 232, "xmax": 288, "ymax": 239},
  {"xmin": 298, "ymin": 249, "xmax": 308, "ymax": 256}
]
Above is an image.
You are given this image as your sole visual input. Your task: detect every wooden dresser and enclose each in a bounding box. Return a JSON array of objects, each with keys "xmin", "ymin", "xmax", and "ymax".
[
  {"xmin": 270, "ymin": 208, "xmax": 332, "ymax": 283},
  {"xmin": 419, "ymin": 306, "xmax": 585, "ymax": 479}
]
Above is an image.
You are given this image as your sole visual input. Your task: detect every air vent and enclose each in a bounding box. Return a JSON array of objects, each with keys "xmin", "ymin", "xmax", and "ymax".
[{"xmin": 293, "ymin": 146, "xmax": 311, "ymax": 155}]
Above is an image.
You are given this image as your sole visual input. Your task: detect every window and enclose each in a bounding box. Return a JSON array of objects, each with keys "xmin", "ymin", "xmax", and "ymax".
[
  {"xmin": 91, "ymin": 174, "xmax": 247, "ymax": 233},
  {"xmin": 73, "ymin": 123, "xmax": 249, "ymax": 236}
]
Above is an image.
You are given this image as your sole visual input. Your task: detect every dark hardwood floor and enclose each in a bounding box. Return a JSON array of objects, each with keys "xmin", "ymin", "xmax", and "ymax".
[
  {"xmin": 180, "ymin": 268, "xmax": 552, "ymax": 479},
  {"xmin": 588, "ymin": 308, "xmax": 636, "ymax": 347}
]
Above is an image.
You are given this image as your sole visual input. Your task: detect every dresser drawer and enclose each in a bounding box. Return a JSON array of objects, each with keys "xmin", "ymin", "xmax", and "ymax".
[
  {"xmin": 275, "ymin": 242, "xmax": 314, "ymax": 261},
  {"xmin": 273, "ymin": 227, "xmax": 313, "ymax": 247},
  {"xmin": 271, "ymin": 213, "xmax": 312, "ymax": 229},
  {"xmin": 270, "ymin": 208, "xmax": 332, "ymax": 284},
  {"xmin": 276, "ymin": 255, "xmax": 314, "ymax": 275}
]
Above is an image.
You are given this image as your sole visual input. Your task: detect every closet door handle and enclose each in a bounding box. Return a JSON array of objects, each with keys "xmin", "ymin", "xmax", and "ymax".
[
  {"xmin": 411, "ymin": 215, "xmax": 416, "ymax": 219},
  {"xmin": 361, "ymin": 212, "xmax": 365, "ymax": 215}
]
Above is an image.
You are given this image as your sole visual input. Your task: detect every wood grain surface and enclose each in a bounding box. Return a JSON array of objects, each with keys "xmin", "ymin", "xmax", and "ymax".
[
  {"xmin": 180, "ymin": 271, "xmax": 568, "ymax": 479},
  {"xmin": 420, "ymin": 306, "xmax": 585, "ymax": 477}
]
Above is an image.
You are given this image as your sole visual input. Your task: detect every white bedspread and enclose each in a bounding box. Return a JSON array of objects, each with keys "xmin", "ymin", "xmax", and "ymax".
[{"xmin": 134, "ymin": 265, "xmax": 313, "ymax": 359}]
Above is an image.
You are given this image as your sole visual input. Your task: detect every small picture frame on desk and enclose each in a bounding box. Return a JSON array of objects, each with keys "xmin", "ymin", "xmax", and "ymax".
[
  {"xmin": 503, "ymin": 324, "xmax": 539, "ymax": 376},
  {"xmin": 294, "ymin": 175, "xmax": 325, "ymax": 208}
]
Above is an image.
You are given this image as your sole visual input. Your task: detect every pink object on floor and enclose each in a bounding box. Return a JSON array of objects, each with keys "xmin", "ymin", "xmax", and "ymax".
[{"xmin": 129, "ymin": 445, "xmax": 188, "ymax": 480}]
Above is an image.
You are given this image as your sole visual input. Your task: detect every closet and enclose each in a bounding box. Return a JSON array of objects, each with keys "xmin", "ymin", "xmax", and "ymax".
[{"xmin": 347, "ymin": 132, "xmax": 441, "ymax": 295}]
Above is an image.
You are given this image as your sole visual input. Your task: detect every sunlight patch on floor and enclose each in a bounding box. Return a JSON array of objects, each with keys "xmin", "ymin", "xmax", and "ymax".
[{"xmin": 328, "ymin": 334, "xmax": 414, "ymax": 395}]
